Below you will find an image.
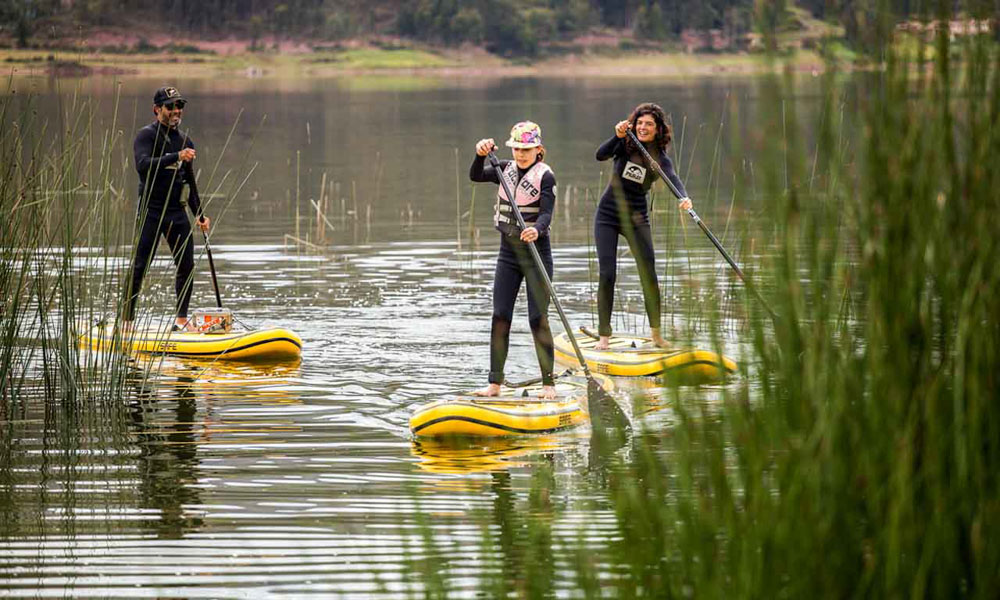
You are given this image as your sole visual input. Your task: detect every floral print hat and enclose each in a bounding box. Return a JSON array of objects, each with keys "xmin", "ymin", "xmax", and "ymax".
[{"xmin": 505, "ymin": 121, "xmax": 542, "ymax": 148}]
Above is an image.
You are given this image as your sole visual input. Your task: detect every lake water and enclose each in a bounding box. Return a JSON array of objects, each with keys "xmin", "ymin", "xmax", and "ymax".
[{"xmin": 1, "ymin": 71, "xmax": 830, "ymax": 597}]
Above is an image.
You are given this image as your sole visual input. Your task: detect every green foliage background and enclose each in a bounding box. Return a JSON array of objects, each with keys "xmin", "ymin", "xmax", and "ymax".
[{"xmin": 2, "ymin": 0, "xmax": 986, "ymax": 56}]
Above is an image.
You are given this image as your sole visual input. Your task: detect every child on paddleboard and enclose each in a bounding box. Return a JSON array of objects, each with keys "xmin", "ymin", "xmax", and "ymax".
[
  {"xmin": 469, "ymin": 121, "xmax": 557, "ymax": 400},
  {"xmin": 593, "ymin": 102, "xmax": 693, "ymax": 350}
]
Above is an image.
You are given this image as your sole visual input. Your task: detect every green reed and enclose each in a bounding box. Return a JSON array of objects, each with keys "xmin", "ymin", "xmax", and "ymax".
[{"xmin": 1, "ymin": 84, "xmax": 117, "ymax": 536}]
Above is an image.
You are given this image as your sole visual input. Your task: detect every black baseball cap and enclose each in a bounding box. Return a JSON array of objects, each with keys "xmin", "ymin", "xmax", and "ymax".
[{"xmin": 153, "ymin": 86, "xmax": 186, "ymax": 106}]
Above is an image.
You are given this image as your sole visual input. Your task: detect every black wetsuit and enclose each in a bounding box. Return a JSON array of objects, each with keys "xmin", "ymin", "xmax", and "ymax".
[
  {"xmin": 470, "ymin": 154, "xmax": 556, "ymax": 386},
  {"xmin": 594, "ymin": 135, "xmax": 687, "ymax": 337},
  {"xmin": 126, "ymin": 121, "xmax": 202, "ymax": 321}
]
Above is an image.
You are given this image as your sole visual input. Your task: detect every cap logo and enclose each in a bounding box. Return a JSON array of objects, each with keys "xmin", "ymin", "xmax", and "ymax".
[{"xmin": 165, "ymin": 87, "xmax": 179, "ymax": 99}]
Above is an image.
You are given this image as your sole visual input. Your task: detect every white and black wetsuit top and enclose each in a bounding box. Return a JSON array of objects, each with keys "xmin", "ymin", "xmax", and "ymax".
[
  {"xmin": 594, "ymin": 135, "xmax": 685, "ymax": 226},
  {"xmin": 470, "ymin": 154, "xmax": 556, "ymax": 238}
]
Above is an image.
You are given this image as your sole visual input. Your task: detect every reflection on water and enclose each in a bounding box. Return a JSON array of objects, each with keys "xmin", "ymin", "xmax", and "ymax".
[
  {"xmin": 0, "ymin": 73, "xmax": 795, "ymax": 595},
  {"xmin": 129, "ymin": 367, "xmax": 204, "ymax": 538},
  {"xmin": 411, "ymin": 435, "xmax": 584, "ymax": 477}
]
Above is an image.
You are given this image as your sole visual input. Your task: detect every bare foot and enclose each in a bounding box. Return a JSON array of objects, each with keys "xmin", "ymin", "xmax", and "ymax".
[
  {"xmin": 538, "ymin": 385, "xmax": 556, "ymax": 400},
  {"xmin": 471, "ymin": 383, "xmax": 502, "ymax": 397},
  {"xmin": 172, "ymin": 319, "xmax": 197, "ymax": 333},
  {"xmin": 650, "ymin": 328, "xmax": 673, "ymax": 349},
  {"xmin": 594, "ymin": 335, "xmax": 611, "ymax": 351}
]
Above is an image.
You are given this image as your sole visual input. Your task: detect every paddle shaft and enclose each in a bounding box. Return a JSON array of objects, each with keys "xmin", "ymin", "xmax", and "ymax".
[
  {"xmin": 625, "ymin": 130, "xmax": 778, "ymax": 322},
  {"xmin": 487, "ymin": 153, "xmax": 595, "ymax": 379},
  {"xmin": 507, "ymin": 369, "xmax": 572, "ymax": 389},
  {"xmin": 187, "ymin": 162, "xmax": 223, "ymax": 308}
]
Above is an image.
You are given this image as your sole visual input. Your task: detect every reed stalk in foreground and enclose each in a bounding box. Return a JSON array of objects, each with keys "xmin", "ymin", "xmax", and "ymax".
[{"xmin": 615, "ymin": 25, "xmax": 997, "ymax": 598}]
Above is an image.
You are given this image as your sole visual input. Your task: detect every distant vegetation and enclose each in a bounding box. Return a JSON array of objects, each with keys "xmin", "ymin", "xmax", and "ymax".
[{"xmin": 2, "ymin": 0, "xmax": 993, "ymax": 57}]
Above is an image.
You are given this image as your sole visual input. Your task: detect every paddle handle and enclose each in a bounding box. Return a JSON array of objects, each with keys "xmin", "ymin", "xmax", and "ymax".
[
  {"xmin": 625, "ymin": 130, "xmax": 778, "ymax": 322},
  {"xmin": 487, "ymin": 153, "xmax": 594, "ymax": 378}
]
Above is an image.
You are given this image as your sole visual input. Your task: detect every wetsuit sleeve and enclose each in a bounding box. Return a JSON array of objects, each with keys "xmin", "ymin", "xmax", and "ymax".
[
  {"xmin": 133, "ymin": 127, "xmax": 179, "ymax": 175},
  {"xmin": 659, "ymin": 154, "xmax": 687, "ymax": 198},
  {"xmin": 596, "ymin": 136, "xmax": 624, "ymax": 161},
  {"xmin": 469, "ymin": 154, "xmax": 502, "ymax": 183},
  {"xmin": 534, "ymin": 171, "xmax": 556, "ymax": 235}
]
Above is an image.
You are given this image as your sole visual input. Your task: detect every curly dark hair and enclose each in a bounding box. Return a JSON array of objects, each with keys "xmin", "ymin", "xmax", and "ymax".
[{"xmin": 624, "ymin": 102, "xmax": 671, "ymax": 156}]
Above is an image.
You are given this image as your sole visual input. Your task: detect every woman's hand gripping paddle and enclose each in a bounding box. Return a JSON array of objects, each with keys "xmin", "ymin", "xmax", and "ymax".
[
  {"xmin": 625, "ymin": 129, "xmax": 780, "ymax": 325},
  {"xmin": 487, "ymin": 152, "xmax": 629, "ymax": 432}
]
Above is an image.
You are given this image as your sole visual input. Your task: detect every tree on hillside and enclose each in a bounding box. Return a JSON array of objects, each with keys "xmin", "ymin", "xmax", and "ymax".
[
  {"xmin": 635, "ymin": 2, "xmax": 669, "ymax": 40},
  {"xmin": 591, "ymin": 0, "xmax": 644, "ymax": 28},
  {"xmin": 396, "ymin": 0, "xmax": 485, "ymax": 44},
  {"xmin": 838, "ymin": 0, "xmax": 896, "ymax": 58},
  {"xmin": 551, "ymin": 0, "xmax": 595, "ymax": 36},
  {"xmin": 798, "ymin": 0, "xmax": 832, "ymax": 18},
  {"xmin": 633, "ymin": 0, "xmax": 756, "ymax": 46},
  {"xmin": 1, "ymin": 0, "xmax": 59, "ymax": 46},
  {"xmin": 398, "ymin": 0, "xmax": 562, "ymax": 56},
  {"xmin": 755, "ymin": 0, "xmax": 787, "ymax": 52},
  {"xmin": 480, "ymin": 0, "xmax": 543, "ymax": 55}
]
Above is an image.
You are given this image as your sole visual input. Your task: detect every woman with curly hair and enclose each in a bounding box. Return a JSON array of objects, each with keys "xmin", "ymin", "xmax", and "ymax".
[{"xmin": 593, "ymin": 102, "xmax": 693, "ymax": 350}]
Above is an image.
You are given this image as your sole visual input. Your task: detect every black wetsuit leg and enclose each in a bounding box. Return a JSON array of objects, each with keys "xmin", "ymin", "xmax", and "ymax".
[
  {"xmin": 126, "ymin": 211, "xmax": 167, "ymax": 322},
  {"xmin": 489, "ymin": 237, "xmax": 555, "ymax": 386},
  {"xmin": 595, "ymin": 212, "xmax": 661, "ymax": 336},
  {"xmin": 125, "ymin": 209, "xmax": 195, "ymax": 321},
  {"xmin": 489, "ymin": 244, "xmax": 521, "ymax": 385},
  {"xmin": 517, "ymin": 237, "xmax": 554, "ymax": 387},
  {"xmin": 622, "ymin": 218, "xmax": 661, "ymax": 331},
  {"xmin": 595, "ymin": 219, "xmax": 620, "ymax": 337},
  {"xmin": 162, "ymin": 211, "xmax": 196, "ymax": 319}
]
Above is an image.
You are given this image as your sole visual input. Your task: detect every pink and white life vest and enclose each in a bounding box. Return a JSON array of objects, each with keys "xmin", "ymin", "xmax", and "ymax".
[{"xmin": 494, "ymin": 160, "xmax": 552, "ymax": 237}]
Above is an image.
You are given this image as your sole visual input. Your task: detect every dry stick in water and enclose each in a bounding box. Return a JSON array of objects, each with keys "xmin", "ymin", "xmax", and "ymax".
[
  {"xmin": 467, "ymin": 186, "xmax": 477, "ymax": 245},
  {"xmin": 455, "ymin": 147, "xmax": 461, "ymax": 251},
  {"xmin": 310, "ymin": 197, "xmax": 337, "ymax": 238},
  {"xmin": 586, "ymin": 187, "xmax": 596, "ymax": 329},
  {"xmin": 295, "ymin": 151, "xmax": 301, "ymax": 244},
  {"xmin": 318, "ymin": 171, "xmax": 328, "ymax": 244},
  {"xmin": 284, "ymin": 234, "xmax": 323, "ymax": 250}
]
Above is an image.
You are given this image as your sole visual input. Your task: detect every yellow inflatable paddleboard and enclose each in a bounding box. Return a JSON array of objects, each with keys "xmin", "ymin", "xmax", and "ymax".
[
  {"xmin": 409, "ymin": 373, "xmax": 610, "ymax": 438},
  {"xmin": 554, "ymin": 329, "xmax": 736, "ymax": 382},
  {"xmin": 79, "ymin": 321, "xmax": 302, "ymax": 362}
]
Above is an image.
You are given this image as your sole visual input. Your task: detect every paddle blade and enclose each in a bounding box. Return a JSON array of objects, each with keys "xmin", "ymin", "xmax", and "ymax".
[{"xmin": 586, "ymin": 376, "xmax": 630, "ymax": 432}]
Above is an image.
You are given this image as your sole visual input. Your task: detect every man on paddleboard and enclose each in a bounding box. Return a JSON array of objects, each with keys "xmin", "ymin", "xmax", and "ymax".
[{"xmin": 125, "ymin": 86, "xmax": 211, "ymax": 332}]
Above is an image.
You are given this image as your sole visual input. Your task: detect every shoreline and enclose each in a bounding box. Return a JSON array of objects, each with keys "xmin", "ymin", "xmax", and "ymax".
[{"xmin": 1, "ymin": 45, "xmax": 834, "ymax": 80}]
